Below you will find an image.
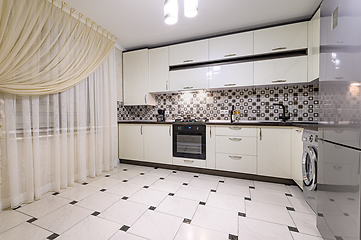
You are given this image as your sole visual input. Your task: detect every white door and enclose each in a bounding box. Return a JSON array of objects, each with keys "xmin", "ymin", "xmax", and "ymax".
[
  {"xmin": 149, "ymin": 47, "xmax": 170, "ymax": 93},
  {"xmin": 169, "ymin": 67, "xmax": 209, "ymax": 91},
  {"xmin": 206, "ymin": 126, "xmax": 216, "ymax": 169},
  {"xmin": 254, "ymin": 56, "xmax": 307, "ymax": 86},
  {"xmin": 143, "ymin": 125, "xmax": 172, "ymax": 164},
  {"xmin": 169, "ymin": 39, "xmax": 208, "ymax": 65},
  {"xmin": 209, "ymin": 31, "xmax": 254, "ymax": 60},
  {"xmin": 257, "ymin": 127, "xmax": 291, "ymax": 178},
  {"xmin": 118, "ymin": 124, "xmax": 144, "ymax": 161},
  {"xmin": 208, "ymin": 62, "xmax": 253, "ymax": 89}
]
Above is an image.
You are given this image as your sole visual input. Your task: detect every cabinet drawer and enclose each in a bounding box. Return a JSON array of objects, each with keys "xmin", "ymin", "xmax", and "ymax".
[
  {"xmin": 216, "ymin": 153, "xmax": 257, "ymax": 174},
  {"xmin": 254, "ymin": 22, "xmax": 308, "ymax": 55},
  {"xmin": 169, "ymin": 40, "xmax": 208, "ymax": 66},
  {"xmin": 215, "ymin": 126, "xmax": 257, "ymax": 137},
  {"xmin": 216, "ymin": 136, "xmax": 257, "ymax": 155},
  {"xmin": 169, "ymin": 67, "xmax": 209, "ymax": 91},
  {"xmin": 173, "ymin": 157, "xmax": 206, "ymax": 168}
]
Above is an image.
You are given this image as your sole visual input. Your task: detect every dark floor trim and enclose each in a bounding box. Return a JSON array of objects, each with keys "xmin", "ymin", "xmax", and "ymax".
[{"xmin": 119, "ymin": 159, "xmax": 296, "ymax": 185}]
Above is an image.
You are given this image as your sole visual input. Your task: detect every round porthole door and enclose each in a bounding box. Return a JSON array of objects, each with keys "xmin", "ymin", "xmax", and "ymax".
[{"xmin": 302, "ymin": 146, "xmax": 317, "ymax": 191}]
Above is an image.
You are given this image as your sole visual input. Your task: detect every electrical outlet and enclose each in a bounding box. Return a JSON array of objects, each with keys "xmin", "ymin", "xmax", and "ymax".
[{"xmin": 220, "ymin": 110, "xmax": 228, "ymax": 115}]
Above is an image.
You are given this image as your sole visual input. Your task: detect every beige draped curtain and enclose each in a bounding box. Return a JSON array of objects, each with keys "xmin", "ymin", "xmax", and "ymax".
[{"xmin": 0, "ymin": 0, "xmax": 116, "ymax": 95}]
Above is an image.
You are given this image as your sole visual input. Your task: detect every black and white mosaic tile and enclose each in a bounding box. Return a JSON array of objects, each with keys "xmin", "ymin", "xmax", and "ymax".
[{"xmin": 118, "ymin": 84, "xmax": 319, "ymax": 122}]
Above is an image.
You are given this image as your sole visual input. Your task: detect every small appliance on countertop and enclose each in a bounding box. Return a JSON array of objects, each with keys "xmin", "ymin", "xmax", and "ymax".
[{"xmin": 157, "ymin": 109, "xmax": 165, "ymax": 122}]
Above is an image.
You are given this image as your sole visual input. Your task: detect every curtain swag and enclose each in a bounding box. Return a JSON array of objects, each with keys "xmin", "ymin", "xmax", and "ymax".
[{"xmin": 0, "ymin": 0, "xmax": 116, "ymax": 95}]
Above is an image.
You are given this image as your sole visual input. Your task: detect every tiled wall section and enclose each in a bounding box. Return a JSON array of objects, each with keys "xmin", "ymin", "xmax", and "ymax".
[{"xmin": 118, "ymin": 84, "xmax": 319, "ymax": 122}]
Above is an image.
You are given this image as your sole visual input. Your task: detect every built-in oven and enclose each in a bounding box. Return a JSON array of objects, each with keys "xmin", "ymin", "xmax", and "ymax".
[{"xmin": 173, "ymin": 124, "xmax": 206, "ymax": 160}]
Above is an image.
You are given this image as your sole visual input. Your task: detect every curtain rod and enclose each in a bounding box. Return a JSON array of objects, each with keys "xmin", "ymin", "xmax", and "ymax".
[{"xmin": 46, "ymin": 0, "xmax": 118, "ymax": 42}]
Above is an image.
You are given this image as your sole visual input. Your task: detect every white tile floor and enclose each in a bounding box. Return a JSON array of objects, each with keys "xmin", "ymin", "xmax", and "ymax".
[{"xmin": 0, "ymin": 162, "xmax": 327, "ymax": 240}]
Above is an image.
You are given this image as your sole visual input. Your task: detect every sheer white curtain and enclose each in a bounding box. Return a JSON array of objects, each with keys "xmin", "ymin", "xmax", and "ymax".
[{"xmin": 0, "ymin": 50, "xmax": 118, "ymax": 210}]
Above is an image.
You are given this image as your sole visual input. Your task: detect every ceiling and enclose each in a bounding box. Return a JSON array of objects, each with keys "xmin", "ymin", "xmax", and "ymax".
[{"xmin": 63, "ymin": 0, "xmax": 322, "ymax": 51}]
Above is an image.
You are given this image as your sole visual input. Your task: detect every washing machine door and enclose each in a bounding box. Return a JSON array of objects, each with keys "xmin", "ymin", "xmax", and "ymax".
[{"xmin": 302, "ymin": 146, "xmax": 317, "ymax": 190}]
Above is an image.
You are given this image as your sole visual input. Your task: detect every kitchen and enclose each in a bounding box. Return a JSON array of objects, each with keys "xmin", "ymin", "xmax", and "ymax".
[{"xmin": 0, "ymin": 0, "xmax": 360, "ymax": 240}]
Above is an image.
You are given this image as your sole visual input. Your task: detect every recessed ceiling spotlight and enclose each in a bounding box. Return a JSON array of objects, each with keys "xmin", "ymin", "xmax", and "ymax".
[{"xmin": 164, "ymin": 0, "xmax": 178, "ymax": 25}]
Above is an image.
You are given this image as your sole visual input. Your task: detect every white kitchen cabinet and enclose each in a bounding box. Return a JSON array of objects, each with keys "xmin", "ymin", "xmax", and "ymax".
[
  {"xmin": 208, "ymin": 62, "xmax": 253, "ymax": 89},
  {"xmin": 254, "ymin": 56, "xmax": 308, "ymax": 86},
  {"xmin": 254, "ymin": 22, "xmax": 308, "ymax": 55},
  {"xmin": 169, "ymin": 67, "xmax": 209, "ymax": 91},
  {"xmin": 118, "ymin": 124, "xmax": 144, "ymax": 161},
  {"xmin": 291, "ymin": 127, "xmax": 304, "ymax": 189},
  {"xmin": 216, "ymin": 153, "xmax": 257, "ymax": 175},
  {"xmin": 216, "ymin": 136, "xmax": 257, "ymax": 156},
  {"xmin": 257, "ymin": 127, "xmax": 291, "ymax": 179},
  {"xmin": 173, "ymin": 157, "xmax": 207, "ymax": 168},
  {"xmin": 143, "ymin": 125, "xmax": 172, "ymax": 164},
  {"xmin": 123, "ymin": 49, "xmax": 155, "ymax": 106},
  {"xmin": 209, "ymin": 32, "xmax": 254, "ymax": 60},
  {"xmin": 169, "ymin": 39, "xmax": 208, "ymax": 66},
  {"xmin": 149, "ymin": 47, "xmax": 170, "ymax": 93},
  {"xmin": 308, "ymin": 9, "xmax": 320, "ymax": 82},
  {"xmin": 215, "ymin": 126, "xmax": 257, "ymax": 137},
  {"xmin": 206, "ymin": 126, "xmax": 216, "ymax": 169}
]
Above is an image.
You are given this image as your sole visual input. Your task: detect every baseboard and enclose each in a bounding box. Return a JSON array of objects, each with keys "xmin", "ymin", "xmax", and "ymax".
[{"xmin": 119, "ymin": 159, "xmax": 296, "ymax": 186}]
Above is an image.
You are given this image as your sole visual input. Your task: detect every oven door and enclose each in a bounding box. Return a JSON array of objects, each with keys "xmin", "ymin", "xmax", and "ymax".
[{"xmin": 173, "ymin": 125, "xmax": 206, "ymax": 160}]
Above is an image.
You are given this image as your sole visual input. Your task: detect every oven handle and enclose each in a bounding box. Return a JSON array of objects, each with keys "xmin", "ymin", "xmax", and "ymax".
[
  {"xmin": 229, "ymin": 137, "xmax": 242, "ymax": 142},
  {"xmin": 229, "ymin": 155, "xmax": 243, "ymax": 160}
]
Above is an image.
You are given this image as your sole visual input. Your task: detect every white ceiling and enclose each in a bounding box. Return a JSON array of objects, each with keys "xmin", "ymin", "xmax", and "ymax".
[{"xmin": 63, "ymin": 0, "xmax": 322, "ymax": 51}]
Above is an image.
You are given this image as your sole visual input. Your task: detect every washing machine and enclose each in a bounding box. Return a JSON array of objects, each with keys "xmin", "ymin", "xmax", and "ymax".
[{"xmin": 302, "ymin": 129, "xmax": 318, "ymax": 213}]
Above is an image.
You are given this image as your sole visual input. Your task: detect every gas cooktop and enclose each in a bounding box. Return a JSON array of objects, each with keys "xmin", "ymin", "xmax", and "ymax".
[{"xmin": 174, "ymin": 118, "xmax": 209, "ymax": 123}]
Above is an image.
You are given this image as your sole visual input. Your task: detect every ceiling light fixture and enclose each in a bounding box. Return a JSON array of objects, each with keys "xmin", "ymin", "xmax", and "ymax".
[
  {"xmin": 184, "ymin": 0, "xmax": 198, "ymax": 18},
  {"xmin": 164, "ymin": 0, "xmax": 178, "ymax": 25}
]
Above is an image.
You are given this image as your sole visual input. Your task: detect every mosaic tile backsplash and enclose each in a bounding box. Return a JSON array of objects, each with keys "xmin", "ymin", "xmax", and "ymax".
[{"xmin": 118, "ymin": 84, "xmax": 319, "ymax": 122}]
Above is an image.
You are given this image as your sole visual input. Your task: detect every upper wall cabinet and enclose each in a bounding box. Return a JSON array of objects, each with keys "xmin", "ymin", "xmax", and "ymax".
[
  {"xmin": 123, "ymin": 49, "xmax": 155, "ymax": 106},
  {"xmin": 169, "ymin": 67, "xmax": 209, "ymax": 91},
  {"xmin": 209, "ymin": 32, "xmax": 254, "ymax": 61},
  {"xmin": 254, "ymin": 56, "xmax": 307, "ymax": 86},
  {"xmin": 254, "ymin": 22, "xmax": 308, "ymax": 55},
  {"xmin": 169, "ymin": 39, "xmax": 208, "ymax": 66},
  {"xmin": 208, "ymin": 62, "xmax": 253, "ymax": 89},
  {"xmin": 149, "ymin": 47, "xmax": 170, "ymax": 93}
]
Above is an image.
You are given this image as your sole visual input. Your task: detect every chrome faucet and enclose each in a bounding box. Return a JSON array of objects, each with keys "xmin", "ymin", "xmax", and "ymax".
[{"xmin": 273, "ymin": 103, "xmax": 290, "ymax": 122}]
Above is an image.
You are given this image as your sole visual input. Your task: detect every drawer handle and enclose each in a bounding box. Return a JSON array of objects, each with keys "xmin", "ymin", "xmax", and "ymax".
[
  {"xmin": 183, "ymin": 86, "xmax": 193, "ymax": 89},
  {"xmin": 272, "ymin": 79, "xmax": 287, "ymax": 83},
  {"xmin": 224, "ymin": 83, "xmax": 236, "ymax": 86},
  {"xmin": 229, "ymin": 155, "xmax": 243, "ymax": 160},
  {"xmin": 184, "ymin": 160, "xmax": 194, "ymax": 163},
  {"xmin": 224, "ymin": 53, "xmax": 236, "ymax": 57},
  {"xmin": 272, "ymin": 47, "xmax": 287, "ymax": 51},
  {"xmin": 229, "ymin": 127, "xmax": 242, "ymax": 130},
  {"xmin": 183, "ymin": 59, "xmax": 193, "ymax": 63},
  {"xmin": 295, "ymin": 129, "xmax": 302, "ymax": 133},
  {"xmin": 333, "ymin": 166, "xmax": 342, "ymax": 170},
  {"xmin": 229, "ymin": 137, "xmax": 242, "ymax": 142},
  {"xmin": 335, "ymin": 77, "xmax": 344, "ymax": 80}
]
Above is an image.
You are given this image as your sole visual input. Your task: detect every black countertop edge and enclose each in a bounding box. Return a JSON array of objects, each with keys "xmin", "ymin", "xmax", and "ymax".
[{"xmin": 118, "ymin": 121, "xmax": 318, "ymax": 131}]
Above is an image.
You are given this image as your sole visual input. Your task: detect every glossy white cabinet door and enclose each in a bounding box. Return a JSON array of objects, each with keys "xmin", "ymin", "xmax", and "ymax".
[
  {"xmin": 208, "ymin": 62, "xmax": 253, "ymax": 89},
  {"xmin": 254, "ymin": 56, "xmax": 308, "ymax": 86},
  {"xmin": 149, "ymin": 47, "xmax": 170, "ymax": 93},
  {"xmin": 123, "ymin": 49, "xmax": 155, "ymax": 106},
  {"xmin": 118, "ymin": 124, "xmax": 144, "ymax": 161},
  {"xmin": 308, "ymin": 9, "xmax": 320, "ymax": 82},
  {"xmin": 254, "ymin": 22, "xmax": 308, "ymax": 55},
  {"xmin": 206, "ymin": 126, "xmax": 216, "ymax": 169},
  {"xmin": 291, "ymin": 128, "xmax": 303, "ymax": 189},
  {"xmin": 143, "ymin": 125, "xmax": 172, "ymax": 164},
  {"xmin": 169, "ymin": 67, "xmax": 209, "ymax": 91},
  {"xmin": 257, "ymin": 127, "xmax": 291, "ymax": 179},
  {"xmin": 209, "ymin": 32, "xmax": 254, "ymax": 60},
  {"xmin": 169, "ymin": 39, "xmax": 208, "ymax": 66}
]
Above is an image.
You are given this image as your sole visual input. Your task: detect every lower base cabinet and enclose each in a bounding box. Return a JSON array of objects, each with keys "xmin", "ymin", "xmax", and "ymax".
[
  {"xmin": 291, "ymin": 127, "xmax": 304, "ymax": 188},
  {"xmin": 216, "ymin": 153, "xmax": 257, "ymax": 174},
  {"xmin": 143, "ymin": 125, "xmax": 172, "ymax": 164},
  {"xmin": 173, "ymin": 157, "xmax": 207, "ymax": 168},
  {"xmin": 118, "ymin": 124, "xmax": 143, "ymax": 161}
]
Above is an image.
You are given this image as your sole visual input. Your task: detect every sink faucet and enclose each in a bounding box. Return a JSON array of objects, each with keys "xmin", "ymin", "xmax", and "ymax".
[{"xmin": 273, "ymin": 103, "xmax": 290, "ymax": 122}]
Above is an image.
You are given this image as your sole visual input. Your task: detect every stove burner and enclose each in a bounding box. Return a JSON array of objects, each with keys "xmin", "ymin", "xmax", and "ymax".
[{"xmin": 174, "ymin": 118, "xmax": 209, "ymax": 123}]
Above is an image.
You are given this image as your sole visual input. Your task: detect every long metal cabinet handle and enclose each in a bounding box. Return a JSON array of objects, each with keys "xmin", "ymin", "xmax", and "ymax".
[
  {"xmin": 183, "ymin": 59, "xmax": 193, "ymax": 63},
  {"xmin": 229, "ymin": 155, "xmax": 243, "ymax": 160},
  {"xmin": 272, "ymin": 47, "xmax": 287, "ymax": 51},
  {"xmin": 140, "ymin": 125, "xmax": 143, "ymax": 135},
  {"xmin": 210, "ymin": 127, "xmax": 212, "ymax": 138},
  {"xmin": 229, "ymin": 137, "xmax": 242, "ymax": 142},
  {"xmin": 272, "ymin": 79, "xmax": 287, "ymax": 83},
  {"xmin": 260, "ymin": 128, "xmax": 262, "ymax": 140},
  {"xmin": 183, "ymin": 86, "xmax": 193, "ymax": 89},
  {"xmin": 166, "ymin": 81, "xmax": 168, "ymax": 90},
  {"xmin": 184, "ymin": 160, "xmax": 194, "ymax": 163},
  {"xmin": 224, "ymin": 53, "xmax": 236, "ymax": 57},
  {"xmin": 229, "ymin": 127, "xmax": 242, "ymax": 130},
  {"xmin": 224, "ymin": 83, "xmax": 236, "ymax": 86},
  {"xmin": 169, "ymin": 126, "xmax": 171, "ymax": 136},
  {"xmin": 144, "ymin": 95, "xmax": 147, "ymax": 104}
]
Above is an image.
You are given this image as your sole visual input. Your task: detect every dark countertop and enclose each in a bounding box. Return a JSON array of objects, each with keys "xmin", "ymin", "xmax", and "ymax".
[{"xmin": 118, "ymin": 121, "xmax": 318, "ymax": 131}]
